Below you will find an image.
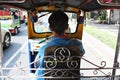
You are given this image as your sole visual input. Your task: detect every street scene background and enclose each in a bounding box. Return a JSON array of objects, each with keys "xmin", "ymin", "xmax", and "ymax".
[{"xmin": 1, "ymin": 20, "xmax": 120, "ymax": 80}]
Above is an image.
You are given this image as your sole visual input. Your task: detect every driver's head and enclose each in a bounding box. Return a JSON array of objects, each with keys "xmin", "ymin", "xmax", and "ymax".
[{"xmin": 48, "ymin": 10, "xmax": 68, "ymax": 35}]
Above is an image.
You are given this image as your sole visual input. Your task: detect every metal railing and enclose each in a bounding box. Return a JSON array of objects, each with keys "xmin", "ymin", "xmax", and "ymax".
[{"xmin": 0, "ymin": 55, "xmax": 120, "ymax": 80}]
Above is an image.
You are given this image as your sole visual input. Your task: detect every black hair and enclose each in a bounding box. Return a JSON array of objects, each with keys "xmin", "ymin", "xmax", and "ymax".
[
  {"xmin": 78, "ymin": 10, "xmax": 81, "ymax": 14},
  {"xmin": 48, "ymin": 10, "xmax": 68, "ymax": 35},
  {"xmin": 31, "ymin": 8, "xmax": 37, "ymax": 12}
]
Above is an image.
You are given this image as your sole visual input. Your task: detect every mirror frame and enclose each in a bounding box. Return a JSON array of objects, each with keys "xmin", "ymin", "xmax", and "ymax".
[
  {"xmin": 97, "ymin": 0, "xmax": 120, "ymax": 6},
  {"xmin": 0, "ymin": 0, "xmax": 25, "ymax": 3}
]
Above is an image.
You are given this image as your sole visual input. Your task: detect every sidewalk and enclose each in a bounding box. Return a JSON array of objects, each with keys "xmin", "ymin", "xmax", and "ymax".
[
  {"xmin": 81, "ymin": 31, "xmax": 119, "ymax": 76},
  {"xmin": 81, "ymin": 22, "xmax": 120, "ymax": 76},
  {"xmin": 82, "ymin": 22, "xmax": 118, "ymax": 67}
]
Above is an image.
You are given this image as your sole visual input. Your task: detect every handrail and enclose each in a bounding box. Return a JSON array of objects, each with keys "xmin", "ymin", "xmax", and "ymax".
[
  {"xmin": 0, "ymin": 67, "xmax": 120, "ymax": 79},
  {"xmin": 0, "ymin": 56, "xmax": 120, "ymax": 80}
]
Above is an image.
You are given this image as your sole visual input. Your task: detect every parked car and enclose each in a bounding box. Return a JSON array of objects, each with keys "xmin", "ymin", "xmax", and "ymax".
[{"xmin": 1, "ymin": 27, "xmax": 11, "ymax": 49}]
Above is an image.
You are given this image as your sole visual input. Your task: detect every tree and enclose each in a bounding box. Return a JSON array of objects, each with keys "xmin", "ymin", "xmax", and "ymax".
[{"xmin": 98, "ymin": 10, "xmax": 107, "ymax": 20}]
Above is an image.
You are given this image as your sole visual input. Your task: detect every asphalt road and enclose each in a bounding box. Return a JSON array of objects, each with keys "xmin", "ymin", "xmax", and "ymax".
[{"xmin": 2, "ymin": 23, "xmax": 28, "ymax": 65}]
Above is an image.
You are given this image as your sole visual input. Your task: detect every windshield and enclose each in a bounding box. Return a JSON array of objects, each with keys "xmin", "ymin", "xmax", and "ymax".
[{"xmin": 34, "ymin": 12, "xmax": 77, "ymax": 33}]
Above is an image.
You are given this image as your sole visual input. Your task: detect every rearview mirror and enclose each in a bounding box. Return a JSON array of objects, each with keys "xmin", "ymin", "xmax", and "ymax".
[
  {"xmin": 0, "ymin": 0, "xmax": 25, "ymax": 3},
  {"xmin": 97, "ymin": 0, "xmax": 120, "ymax": 6}
]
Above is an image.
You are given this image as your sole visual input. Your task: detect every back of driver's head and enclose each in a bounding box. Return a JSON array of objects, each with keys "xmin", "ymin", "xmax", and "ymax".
[{"xmin": 48, "ymin": 10, "xmax": 68, "ymax": 34}]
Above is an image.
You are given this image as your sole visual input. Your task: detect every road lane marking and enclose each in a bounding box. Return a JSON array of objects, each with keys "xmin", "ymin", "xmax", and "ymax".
[{"xmin": 4, "ymin": 41, "xmax": 28, "ymax": 67}]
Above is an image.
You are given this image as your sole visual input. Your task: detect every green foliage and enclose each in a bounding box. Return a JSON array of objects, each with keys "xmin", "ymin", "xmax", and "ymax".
[
  {"xmin": 97, "ymin": 10, "xmax": 107, "ymax": 20},
  {"xmin": 85, "ymin": 12, "xmax": 89, "ymax": 19}
]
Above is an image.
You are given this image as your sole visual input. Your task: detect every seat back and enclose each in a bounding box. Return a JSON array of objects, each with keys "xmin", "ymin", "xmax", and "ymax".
[{"xmin": 43, "ymin": 46, "xmax": 83, "ymax": 80}]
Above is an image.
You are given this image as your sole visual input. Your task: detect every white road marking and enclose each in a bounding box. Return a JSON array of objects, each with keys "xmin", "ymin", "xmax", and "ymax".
[{"xmin": 4, "ymin": 41, "xmax": 28, "ymax": 67}]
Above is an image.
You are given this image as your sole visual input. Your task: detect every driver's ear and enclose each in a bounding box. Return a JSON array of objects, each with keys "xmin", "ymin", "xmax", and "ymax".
[{"xmin": 49, "ymin": 26, "xmax": 53, "ymax": 31}]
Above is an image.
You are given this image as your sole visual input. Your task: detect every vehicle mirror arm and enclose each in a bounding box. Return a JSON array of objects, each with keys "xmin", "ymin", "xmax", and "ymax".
[{"xmin": 38, "ymin": 12, "xmax": 51, "ymax": 18}]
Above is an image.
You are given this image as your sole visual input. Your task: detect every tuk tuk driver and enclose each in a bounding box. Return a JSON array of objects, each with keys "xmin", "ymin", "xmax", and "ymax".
[{"xmin": 34, "ymin": 10, "xmax": 85, "ymax": 80}]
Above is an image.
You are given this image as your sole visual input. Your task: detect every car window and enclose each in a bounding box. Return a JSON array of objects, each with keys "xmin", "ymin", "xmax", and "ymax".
[{"xmin": 33, "ymin": 12, "xmax": 77, "ymax": 33}]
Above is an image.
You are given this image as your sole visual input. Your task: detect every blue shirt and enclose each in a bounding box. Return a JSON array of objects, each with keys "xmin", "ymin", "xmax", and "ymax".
[{"xmin": 34, "ymin": 36, "xmax": 85, "ymax": 80}]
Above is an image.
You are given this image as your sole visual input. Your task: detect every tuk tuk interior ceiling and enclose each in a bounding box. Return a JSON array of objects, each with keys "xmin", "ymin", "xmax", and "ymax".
[{"xmin": 0, "ymin": 0, "xmax": 120, "ymax": 12}]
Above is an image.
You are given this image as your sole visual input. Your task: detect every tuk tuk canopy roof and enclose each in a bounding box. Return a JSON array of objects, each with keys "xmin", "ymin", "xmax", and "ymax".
[{"xmin": 0, "ymin": 0, "xmax": 120, "ymax": 12}]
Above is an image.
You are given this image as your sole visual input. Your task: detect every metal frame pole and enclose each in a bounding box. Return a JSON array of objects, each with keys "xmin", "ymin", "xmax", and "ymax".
[
  {"xmin": 0, "ymin": 19, "xmax": 4, "ymax": 80},
  {"xmin": 112, "ymin": 9, "xmax": 120, "ymax": 80}
]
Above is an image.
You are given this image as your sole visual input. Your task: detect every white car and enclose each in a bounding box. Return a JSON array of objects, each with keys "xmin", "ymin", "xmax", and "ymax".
[{"xmin": 1, "ymin": 27, "xmax": 11, "ymax": 49}]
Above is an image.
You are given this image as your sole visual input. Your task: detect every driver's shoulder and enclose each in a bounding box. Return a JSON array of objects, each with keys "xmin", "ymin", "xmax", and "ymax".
[
  {"xmin": 69, "ymin": 38, "xmax": 82, "ymax": 42},
  {"xmin": 67, "ymin": 38, "xmax": 82, "ymax": 45}
]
